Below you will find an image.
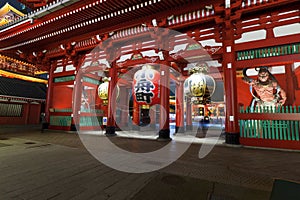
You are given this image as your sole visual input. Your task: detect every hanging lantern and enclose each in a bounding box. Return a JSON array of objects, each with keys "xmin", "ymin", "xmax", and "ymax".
[
  {"xmin": 184, "ymin": 63, "xmax": 216, "ymax": 104},
  {"xmin": 97, "ymin": 77, "xmax": 120, "ymax": 105},
  {"xmin": 132, "ymin": 65, "xmax": 160, "ymax": 106},
  {"xmin": 98, "ymin": 77, "xmax": 109, "ymax": 105}
]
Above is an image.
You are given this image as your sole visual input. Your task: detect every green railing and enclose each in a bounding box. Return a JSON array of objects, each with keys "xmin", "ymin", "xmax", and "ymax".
[
  {"xmin": 82, "ymin": 76, "xmax": 100, "ymax": 85},
  {"xmin": 80, "ymin": 108, "xmax": 103, "ymax": 114},
  {"xmin": 79, "ymin": 109, "xmax": 103, "ymax": 127},
  {"xmin": 237, "ymin": 43, "xmax": 300, "ymax": 60},
  {"xmin": 53, "ymin": 75, "xmax": 75, "ymax": 83},
  {"xmin": 79, "ymin": 116, "xmax": 102, "ymax": 127},
  {"xmin": 239, "ymin": 106, "xmax": 300, "ymax": 141},
  {"xmin": 50, "ymin": 116, "xmax": 72, "ymax": 127},
  {"xmin": 51, "ymin": 108, "xmax": 73, "ymax": 112}
]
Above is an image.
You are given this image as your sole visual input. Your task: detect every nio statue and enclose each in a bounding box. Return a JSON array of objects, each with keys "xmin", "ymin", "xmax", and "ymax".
[{"xmin": 243, "ymin": 66, "xmax": 286, "ymax": 108}]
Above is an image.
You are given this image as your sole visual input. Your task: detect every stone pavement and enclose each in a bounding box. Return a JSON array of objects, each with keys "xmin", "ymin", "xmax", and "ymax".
[{"xmin": 0, "ymin": 125, "xmax": 300, "ymax": 200}]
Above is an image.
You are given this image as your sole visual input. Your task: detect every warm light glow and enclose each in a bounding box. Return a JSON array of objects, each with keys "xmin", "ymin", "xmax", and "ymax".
[
  {"xmin": 0, "ymin": 3, "xmax": 25, "ymax": 26},
  {"xmin": 0, "ymin": 70, "xmax": 48, "ymax": 84}
]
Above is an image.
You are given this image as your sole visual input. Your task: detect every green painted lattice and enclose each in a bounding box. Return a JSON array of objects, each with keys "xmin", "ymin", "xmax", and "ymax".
[
  {"xmin": 50, "ymin": 116, "xmax": 72, "ymax": 127},
  {"xmin": 79, "ymin": 116, "xmax": 102, "ymax": 127},
  {"xmin": 53, "ymin": 75, "xmax": 75, "ymax": 83},
  {"xmin": 52, "ymin": 108, "xmax": 72, "ymax": 112},
  {"xmin": 82, "ymin": 77, "xmax": 100, "ymax": 85},
  {"xmin": 237, "ymin": 43, "xmax": 300, "ymax": 60},
  {"xmin": 239, "ymin": 106, "xmax": 300, "ymax": 141}
]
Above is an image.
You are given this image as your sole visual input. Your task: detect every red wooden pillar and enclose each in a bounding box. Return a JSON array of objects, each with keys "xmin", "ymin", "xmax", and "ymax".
[
  {"xmin": 36, "ymin": 102, "xmax": 42, "ymax": 124},
  {"xmin": 223, "ymin": 37, "xmax": 240, "ymax": 144},
  {"xmin": 105, "ymin": 61, "xmax": 118, "ymax": 135},
  {"xmin": 45, "ymin": 62, "xmax": 55, "ymax": 128},
  {"xmin": 175, "ymin": 79, "xmax": 185, "ymax": 133},
  {"xmin": 149, "ymin": 105, "xmax": 156, "ymax": 129},
  {"xmin": 132, "ymin": 99, "xmax": 140, "ymax": 130},
  {"xmin": 24, "ymin": 102, "xmax": 30, "ymax": 125},
  {"xmin": 185, "ymin": 97, "xmax": 193, "ymax": 131},
  {"xmin": 119, "ymin": 86, "xmax": 129, "ymax": 128},
  {"xmin": 72, "ymin": 71, "xmax": 82, "ymax": 130},
  {"xmin": 285, "ymin": 63, "xmax": 295, "ymax": 105},
  {"xmin": 158, "ymin": 59, "xmax": 171, "ymax": 140},
  {"xmin": 72, "ymin": 56, "xmax": 85, "ymax": 131}
]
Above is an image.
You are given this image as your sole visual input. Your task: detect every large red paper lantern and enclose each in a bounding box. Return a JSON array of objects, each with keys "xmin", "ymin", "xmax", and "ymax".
[{"xmin": 132, "ymin": 65, "xmax": 160, "ymax": 106}]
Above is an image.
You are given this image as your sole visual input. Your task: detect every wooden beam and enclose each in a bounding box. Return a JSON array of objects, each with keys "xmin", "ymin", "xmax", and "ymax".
[
  {"xmin": 239, "ymin": 113, "xmax": 300, "ymax": 121},
  {"xmin": 235, "ymin": 34, "xmax": 300, "ymax": 51}
]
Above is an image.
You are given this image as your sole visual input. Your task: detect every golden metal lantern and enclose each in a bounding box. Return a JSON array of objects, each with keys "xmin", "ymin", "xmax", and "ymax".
[{"xmin": 184, "ymin": 64, "xmax": 216, "ymax": 104}]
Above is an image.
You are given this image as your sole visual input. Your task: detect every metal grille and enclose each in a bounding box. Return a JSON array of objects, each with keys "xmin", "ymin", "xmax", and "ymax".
[{"xmin": 0, "ymin": 103, "xmax": 23, "ymax": 117}]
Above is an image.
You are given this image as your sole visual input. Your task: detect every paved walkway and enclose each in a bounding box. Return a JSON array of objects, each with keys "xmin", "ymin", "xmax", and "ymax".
[{"xmin": 0, "ymin": 125, "xmax": 300, "ymax": 200}]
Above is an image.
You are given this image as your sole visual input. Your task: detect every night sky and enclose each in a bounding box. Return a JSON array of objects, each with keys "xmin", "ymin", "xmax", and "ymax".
[{"xmin": 0, "ymin": 0, "xmax": 31, "ymax": 14}]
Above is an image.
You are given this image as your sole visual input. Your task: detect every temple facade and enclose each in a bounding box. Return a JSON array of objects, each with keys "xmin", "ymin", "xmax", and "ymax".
[{"xmin": 0, "ymin": 0, "xmax": 299, "ymax": 149}]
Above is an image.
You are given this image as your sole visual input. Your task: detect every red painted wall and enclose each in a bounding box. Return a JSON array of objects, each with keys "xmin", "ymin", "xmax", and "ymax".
[
  {"xmin": 294, "ymin": 67, "xmax": 300, "ymax": 106},
  {"xmin": 51, "ymin": 86, "xmax": 73, "ymax": 109},
  {"xmin": 0, "ymin": 102, "xmax": 42, "ymax": 125},
  {"xmin": 237, "ymin": 77, "xmax": 253, "ymax": 107},
  {"xmin": 28, "ymin": 104, "xmax": 41, "ymax": 124}
]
